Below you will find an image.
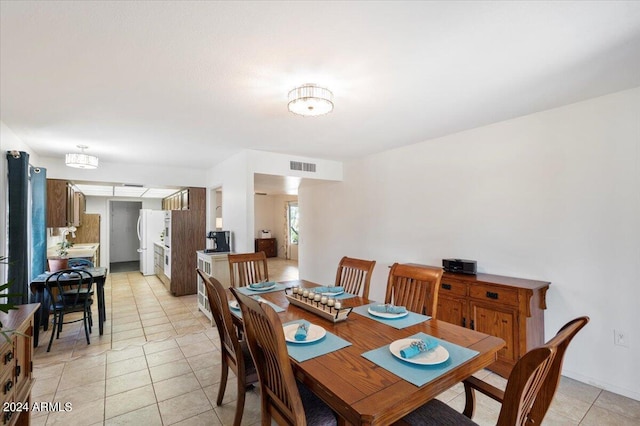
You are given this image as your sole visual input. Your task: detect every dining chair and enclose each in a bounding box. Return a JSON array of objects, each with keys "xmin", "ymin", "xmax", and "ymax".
[
  {"xmin": 228, "ymin": 252, "xmax": 269, "ymax": 288},
  {"xmin": 196, "ymin": 269, "xmax": 258, "ymax": 426},
  {"xmin": 44, "ymin": 269, "xmax": 95, "ymax": 352},
  {"xmin": 397, "ymin": 316, "xmax": 589, "ymax": 426},
  {"xmin": 334, "ymin": 256, "xmax": 376, "ymax": 298},
  {"xmin": 231, "ymin": 288, "xmax": 337, "ymax": 426},
  {"xmin": 385, "ymin": 263, "xmax": 443, "ymax": 316}
]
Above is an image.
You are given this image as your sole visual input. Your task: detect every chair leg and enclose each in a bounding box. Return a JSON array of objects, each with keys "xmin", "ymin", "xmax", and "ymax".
[
  {"xmin": 234, "ymin": 377, "xmax": 246, "ymax": 426},
  {"xmin": 47, "ymin": 312, "xmax": 58, "ymax": 352},
  {"xmin": 57, "ymin": 312, "xmax": 64, "ymax": 338},
  {"xmin": 217, "ymin": 360, "xmax": 229, "ymax": 406},
  {"xmin": 83, "ymin": 309, "xmax": 91, "ymax": 345}
]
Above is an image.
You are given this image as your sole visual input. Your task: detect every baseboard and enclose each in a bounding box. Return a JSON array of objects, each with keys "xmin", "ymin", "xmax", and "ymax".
[{"xmin": 563, "ymin": 369, "xmax": 640, "ymax": 402}]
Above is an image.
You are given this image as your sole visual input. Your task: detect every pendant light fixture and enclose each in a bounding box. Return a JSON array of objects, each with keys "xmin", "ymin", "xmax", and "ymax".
[
  {"xmin": 288, "ymin": 84, "xmax": 334, "ymax": 116},
  {"xmin": 65, "ymin": 145, "xmax": 99, "ymax": 169}
]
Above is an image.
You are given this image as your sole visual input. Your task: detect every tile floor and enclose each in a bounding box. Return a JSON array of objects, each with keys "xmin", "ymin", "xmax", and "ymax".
[{"xmin": 30, "ymin": 258, "xmax": 639, "ymax": 425}]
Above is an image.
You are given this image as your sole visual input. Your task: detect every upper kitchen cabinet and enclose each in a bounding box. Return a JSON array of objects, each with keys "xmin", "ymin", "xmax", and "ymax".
[
  {"xmin": 46, "ymin": 179, "xmax": 85, "ymax": 227},
  {"xmin": 162, "ymin": 188, "xmax": 201, "ymax": 211}
]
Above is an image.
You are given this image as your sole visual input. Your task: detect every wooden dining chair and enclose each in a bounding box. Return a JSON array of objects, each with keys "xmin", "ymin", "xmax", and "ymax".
[
  {"xmin": 334, "ymin": 256, "xmax": 376, "ymax": 298},
  {"xmin": 228, "ymin": 252, "xmax": 269, "ymax": 288},
  {"xmin": 231, "ymin": 288, "xmax": 337, "ymax": 426},
  {"xmin": 385, "ymin": 263, "xmax": 443, "ymax": 316},
  {"xmin": 397, "ymin": 316, "xmax": 590, "ymax": 426},
  {"xmin": 196, "ymin": 269, "xmax": 258, "ymax": 426}
]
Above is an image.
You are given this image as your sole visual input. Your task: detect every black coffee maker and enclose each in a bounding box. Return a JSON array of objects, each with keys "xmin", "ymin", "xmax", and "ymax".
[{"xmin": 206, "ymin": 231, "xmax": 231, "ymax": 253}]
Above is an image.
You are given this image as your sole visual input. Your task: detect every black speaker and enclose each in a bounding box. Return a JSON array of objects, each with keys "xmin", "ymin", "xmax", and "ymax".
[{"xmin": 442, "ymin": 259, "xmax": 477, "ymax": 275}]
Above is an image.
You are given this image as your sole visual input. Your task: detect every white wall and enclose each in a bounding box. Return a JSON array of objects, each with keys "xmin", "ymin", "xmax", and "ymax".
[
  {"xmin": 254, "ymin": 194, "xmax": 298, "ymax": 259},
  {"xmin": 299, "ymin": 87, "xmax": 640, "ymax": 400},
  {"xmin": 207, "ymin": 150, "xmax": 342, "ymax": 254}
]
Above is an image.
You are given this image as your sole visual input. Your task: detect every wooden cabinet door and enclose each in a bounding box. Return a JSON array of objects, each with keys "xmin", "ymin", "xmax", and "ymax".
[
  {"xmin": 13, "ymin": 321, "xmax": 32, "ymax": 394},
  {"xmin": 436, "ymin": 296, "xmax": 467, "ymax": 327},
  {"xmin": 46, "ymin": 179, "xmax": 68, "ymax": 227},
  {"xmin": 470, "ymin": 301, "xmax": 518, "ymax": 364}
]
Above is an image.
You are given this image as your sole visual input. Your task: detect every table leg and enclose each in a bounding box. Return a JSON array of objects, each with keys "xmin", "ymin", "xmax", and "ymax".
[{"xmin": 98, "ymin": 278, "xmax": 105, "ymax": 335}]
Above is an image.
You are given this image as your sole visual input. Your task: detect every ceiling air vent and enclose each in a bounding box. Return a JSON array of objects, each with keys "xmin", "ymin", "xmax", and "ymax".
[{"xmin": 290, "ymin": 161, "xmax": 316, "ymax": 173}]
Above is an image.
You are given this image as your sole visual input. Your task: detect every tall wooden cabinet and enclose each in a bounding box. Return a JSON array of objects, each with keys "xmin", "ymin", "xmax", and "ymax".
[
  {"xmin": 0, "ymin": 304, "xmax": 37, "ymax": 426},
  {"xmin": 435, "ymin": 271, "xmax": 550, "ymax": 378},
  {"xmin": 165, "ymin": 187, "xmax": 206, "ymax": 296},
  {"xmin": 255, "ymin": 238, "xmax": 277, "ymax": 258}
]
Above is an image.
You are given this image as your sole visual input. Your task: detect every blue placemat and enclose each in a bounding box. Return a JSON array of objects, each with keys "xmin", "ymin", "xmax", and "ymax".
[
  {"xmin": 362, "ymin": 332, "xmax": 479, "ymax": 387},
  {"xmin": 352, "ymin": 303, "xmax": 431, "ymax": 329},
  {"xmin": 228, "ymin": 297, "xmax": 284, "ymax": 318},
  {"xmin": 236, "ymin": 282, "xmax": 288, "ymax": 295},
  {"xmin": 284, "ymin": 320, "xmax": 352, "ymax": 362}
]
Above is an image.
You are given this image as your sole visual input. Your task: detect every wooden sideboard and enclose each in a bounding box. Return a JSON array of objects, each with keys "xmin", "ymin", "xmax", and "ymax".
[
  {"xmin": 255, "ymin": 238, "xmax": 277, "ymax": 258},
  {"xmin": 0, "ymin": 304, "xmax": 38, "ymax": 426},
  {"xmin": 435, "ymin": 271, "xmax": 550, "ymax": 378}
]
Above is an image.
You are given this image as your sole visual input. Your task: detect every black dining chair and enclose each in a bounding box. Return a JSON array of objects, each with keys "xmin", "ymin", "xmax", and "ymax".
[{"xmin": 44, "ymin": 269, "xmax": 95, "ymax": 352}]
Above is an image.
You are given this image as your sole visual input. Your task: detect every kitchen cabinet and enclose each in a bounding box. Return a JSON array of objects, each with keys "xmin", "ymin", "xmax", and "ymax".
[
  {"xmin": 46, "ymin": 179, "xmax": 85, "ymax": 227},
  {"xmin": 166, "ymin": 187, "xmax": 206, "ymax": 296},
  {"xmin": 0, "ymin": 304, "xmax": 37, "ymax": 426},
  {"xmin": 154, "ymin": 242, "xmax": 170, "ymax": 291},
  {"xmin": 435, "ymin": 270, "xmax": 550, "ymax": 378},
  {"xmin": 255, "ymin": 238, "xmax": 277, "ymax": 258},
  {"xmin": 196, "ymin": 251, "xmax": 231, "ymax": 325},
  {"xmin": 162, "ymin": 188, "xmax": 192, "ymax": 211}
]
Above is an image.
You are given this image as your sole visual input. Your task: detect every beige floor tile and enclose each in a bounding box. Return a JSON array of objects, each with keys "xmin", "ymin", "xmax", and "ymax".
[
  {"xmin": 57, "ymin": 364, "xmax": 106, "ymax": 392},
  {"xmin": 106, "ymin": 355, "xmax": 148, "ymax": 378},
  {"xmin": 106, "ymin": 346, "xmax": 145, "ymax": 364},
  {"xmin": 214, "ymin": 387, "xmax": 261, "ymax": 426},
  {"xmin": 593, "ymin": 390, "xmax": 640, "ymax": 420},
  {"xmin": 175, "ymin": 324, "xmax": 207, "ymax": 335},
  {"xmin": 175, "ymin": 333, "xmax": 209, "ymax": 348},
  {"xmin": 179, "ymin": 340, "xmax": 217, "ymax": 358},
  {"xmin": 547, "ymin": 390, "xmax": 593, "ymax": 422},
  {"xmin": 111, "ymin": 327, "xmax": 145, "ymax": 342},
  {"xmin": 111, "ymin": 335, "xmax": 148, "ymax": 349},
  {"xmin": 142, "ymin": 315, "xmax": 171, "ymax": 327},
  {"xmin": 581, "ymin": 405, "xmax": 639, "ymax": 426},
  {"xmin": 143, "ymin": 338, "xmax": 179, "ymax": 355},
  {"xmin": 106, "ymin": 368, "xmax": 152, "ymax": 396},
  {"xmin": 173, "ymin": 410, "xmax": 223, "ymax": 426},
  {"xmin": 146, "ymin": 330, "xmax": 179, "ymax": 341},
  {"xmin": 158, "ymin": 389, "xmax": 213, "ymax": 425},
  {"xmin": 54, "ymin": 380, "xmax": 106, "ymax": 405},
  {"xmin": 557, "ymin": 376, "xmax": 602, "ymax": 405},
  {"xmin": 148, "ymin": 358, "xmax": 193, "ymax": 383},
  {"xmin": 46, "ymin": 398, "xmax": 104, "ymax": 426},
  {"xmin": 104, "ymin": 384, "xmax": 157, "ymax": 420},
  {"xmin": 153, "ymin": 372, "xmax": 202, "ymax": 402},
  {"xmin": 104, "ymin": 404, "xmax": 163, "ymax": 426},
  {"xmin": 33, "ymin": 363, "xmax": 65, "ymax": 380},
  {"xmin": 186, "ymin": 350, "xmax": 222, "ymax": 371},
  {"xmin": 143, "ymin": 322, "xmax": 175, "ymax": 335},
  {"xmin": 112, "ymin": 321, "xmax": 143, "ymax": 333},
  {"xmin": 71, "ymin": 341, "xmax": 112, "ymax": 358},
  {"xmin": 146, "ymin": 347, "xmax": 185, "ymax": 368}
]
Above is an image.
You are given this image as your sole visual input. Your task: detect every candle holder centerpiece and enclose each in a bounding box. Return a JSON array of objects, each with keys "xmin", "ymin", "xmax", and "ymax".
[{"xmin": 285, "ymin": 287, "xmax": 352, "ymax": 322}]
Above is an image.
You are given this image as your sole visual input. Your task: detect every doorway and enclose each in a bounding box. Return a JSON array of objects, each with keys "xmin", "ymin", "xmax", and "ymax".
[{"xmin": 110, "ymin": 200, "xmax": 142, "ymax": 272}]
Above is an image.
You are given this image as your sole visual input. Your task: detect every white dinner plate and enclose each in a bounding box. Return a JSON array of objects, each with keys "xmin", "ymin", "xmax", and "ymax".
[
  {"xmin": 248, "ymin": 284, "xmax": 276, "ymax": 292},
  {"xmin": 228, "ymin": 300, "xmax": 240, "ymax": 310},
  {"xmin": 368, "ymin": 307, "xmax": 409, "ymax": 319},
  {"xmin": 283, "ymin": 324, "xmax": 326, "ymax": 344},
  {"xmin": 321, "ymin": 290, "xmax": 344, "ymax": 296},
  {"xmin": 389, "ymin": 338, "xmax": 450, "ymax": 365}
]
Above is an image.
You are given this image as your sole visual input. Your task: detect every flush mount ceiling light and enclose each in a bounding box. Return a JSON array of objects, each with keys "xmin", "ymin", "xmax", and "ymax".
[
  {"xmin": 65, "ymin": 145, "xmax": 99, "ymax": 169},
  {"xmin": 287, "ymin": 84, "xmax": 333, "ymax": 116}
]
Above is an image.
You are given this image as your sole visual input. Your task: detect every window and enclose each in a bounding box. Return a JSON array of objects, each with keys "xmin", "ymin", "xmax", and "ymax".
[{"xmin": 288, "ymin": 202, "xmax": 299, "ymax": 245}]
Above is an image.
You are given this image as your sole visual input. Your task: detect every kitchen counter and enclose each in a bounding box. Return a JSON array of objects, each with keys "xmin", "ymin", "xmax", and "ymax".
[{"xmin": 47, "ymin": 242, "xmax": 99, "ymax": 259}]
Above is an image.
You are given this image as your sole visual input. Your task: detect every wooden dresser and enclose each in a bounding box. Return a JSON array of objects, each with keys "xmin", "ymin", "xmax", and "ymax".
[
  {"xmin": 254, "ymin": 238, "xmax": 277, "ymax": 258},
  {"xmin": 0, "ymin": 304, "xmax": 38, "ymax": 426},
  {"xmin": 436, "ymin": 271, "xmax": 550, "ymax": 378}
]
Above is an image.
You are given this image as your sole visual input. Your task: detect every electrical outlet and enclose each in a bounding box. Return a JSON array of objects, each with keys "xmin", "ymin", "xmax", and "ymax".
[{"xmin": 614, "ymin": 330, "xmax": 629, "ymax": 347}]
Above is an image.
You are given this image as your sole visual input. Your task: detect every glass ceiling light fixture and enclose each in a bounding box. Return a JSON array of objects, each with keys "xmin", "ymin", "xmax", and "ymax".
[
  {"xmin": 65, "ymin": 145, "xmax": 99, "ymax": 169},
  {"xmin": 287, "ymin": 84, "xmax": 333, "ymax": 117}
]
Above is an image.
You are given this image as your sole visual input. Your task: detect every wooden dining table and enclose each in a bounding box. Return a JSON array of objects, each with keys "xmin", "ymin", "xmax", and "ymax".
[{"xmin": 230, "ymin": 279, "xmax": 506, "ymax": 426}]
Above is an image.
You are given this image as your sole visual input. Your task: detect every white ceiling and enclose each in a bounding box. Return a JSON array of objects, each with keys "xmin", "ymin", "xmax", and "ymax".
[{"xmin": 1, "ymin": 1, "xmax": 639, "ymax": 170}]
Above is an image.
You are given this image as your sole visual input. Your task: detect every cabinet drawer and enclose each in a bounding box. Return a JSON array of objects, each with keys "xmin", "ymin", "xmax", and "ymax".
[
  {"xmin": 0, "ymin": 365, "xmax": 14, "ymax": 406},
  {"xmin": 469, "ymin": 284, "xmax": 519, "ymax": 306},
  {"xmin": 439, "ymin": 279, "xmax": 467, "ymax": 297}
]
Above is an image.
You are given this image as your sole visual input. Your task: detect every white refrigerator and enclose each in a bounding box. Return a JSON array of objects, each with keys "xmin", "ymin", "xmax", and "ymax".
[{"xmin": 137, "ymin": 209, "xmax": 166, "ymax": 275}]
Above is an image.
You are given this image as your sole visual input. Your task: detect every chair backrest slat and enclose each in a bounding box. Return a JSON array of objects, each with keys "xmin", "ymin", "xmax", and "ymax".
[
  {"xmin": 334, "ymin": 256, "xmax": 376, "ymax": 298},
  {"xmin": 385, "ymin": 263, "xmax": 443, "ymax": 316},
  {"xmin": 228, "ymin": 252, "xmax": 269, "ymax": 288}
]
